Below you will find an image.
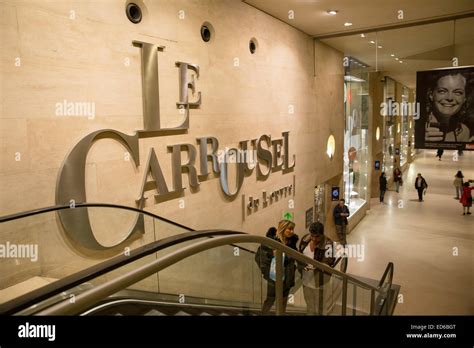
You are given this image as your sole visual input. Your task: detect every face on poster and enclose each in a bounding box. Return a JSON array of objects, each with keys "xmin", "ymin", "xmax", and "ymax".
[{"xmin": 415, "ymin": 66, "xmax": 474, "ymax": 150}]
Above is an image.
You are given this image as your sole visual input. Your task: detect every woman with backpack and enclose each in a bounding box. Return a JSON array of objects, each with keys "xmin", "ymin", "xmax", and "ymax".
[
  {"xmin": 258, "ymin": 220, "xmax": 299, "ymax": 315},
  {"xmin": 453, "ymin": 171, "xmax": 464, "ymax": 200}
]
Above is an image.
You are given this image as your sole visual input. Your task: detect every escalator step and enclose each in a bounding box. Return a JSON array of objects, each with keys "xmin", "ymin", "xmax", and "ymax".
[{"xmin": 144, "ymin": 309, "xmax": 166, "ymax": 316}]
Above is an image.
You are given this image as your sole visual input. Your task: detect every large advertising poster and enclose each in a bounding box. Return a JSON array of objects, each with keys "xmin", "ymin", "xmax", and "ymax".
[{"xmin": 415, "ymin": 66, "xmax": 474, "ymax": 151}]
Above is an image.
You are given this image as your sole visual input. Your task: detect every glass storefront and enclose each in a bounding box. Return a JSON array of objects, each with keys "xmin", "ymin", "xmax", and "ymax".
[
  {"xmin": 382, "ymin": 77, "xmax": 396, "ymax": 179},
  {"xmin": 314, "ymin": 185, "xmax": 326, "ymax": 223},
  {"xmin": 343, "ymin": 67, "xmax": 369, "ymax": 215},
  {"xmin": 400, "ymin": 86, "xmax": 410, "ymax": 167}
]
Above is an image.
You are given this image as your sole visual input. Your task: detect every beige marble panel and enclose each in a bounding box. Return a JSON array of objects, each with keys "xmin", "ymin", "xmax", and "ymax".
[{"xmin": 1, "ymin": 0, "xmax": 345, "ymax": 301}]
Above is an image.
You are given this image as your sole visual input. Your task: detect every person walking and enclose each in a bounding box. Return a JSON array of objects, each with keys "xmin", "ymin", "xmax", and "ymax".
[
  {"xmin": 436, "ymin": 148, "xmax": 444, "ymax": 161},
  {"xmin": 453, "ymin": 171, "xmax": 464, "ymax": 200},
  {"xmin": 379, "ymin": 172, "xmax": 388, "ymax": 204},
  {"xmin": 460, "ymin": 182, "xmax": 474, "ymax": 215},
  {"xmin": 261, "ymin": 220, "xmax": 299, "ymax": 315},
  {"xmin": 414, "ymin": 173, "xmax": 428, "ymax": 202},
  {"xmin": 333, "ymin": 199, "xmax": 350, "ymax": 246},
  {"xmin": 298, "ymin": 222, "xmax": 335, "ymax": 315},
  {"xmin": 393, "ymin": 167, "xmax": 402, "ymax": 193}
]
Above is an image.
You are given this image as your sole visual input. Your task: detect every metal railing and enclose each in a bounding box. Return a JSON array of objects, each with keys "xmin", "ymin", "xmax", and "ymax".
[{"xmin": 35, "ymin": 234, "xmax": 394, "ymax": 316}]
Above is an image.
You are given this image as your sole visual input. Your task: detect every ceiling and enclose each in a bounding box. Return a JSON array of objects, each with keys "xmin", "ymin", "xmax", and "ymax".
[{"xmin": 244, "ymin": 0, "xmax": 474, "ymax": 88}]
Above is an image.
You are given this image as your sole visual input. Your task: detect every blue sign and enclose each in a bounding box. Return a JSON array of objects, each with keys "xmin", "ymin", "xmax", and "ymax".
[
  {"xmin": 331, "ymin": 187, "xmax": 340, "ymax": 201},
  {"xmin": 375, "ymin": 160, "xmax": 380, "ymax": 170}
]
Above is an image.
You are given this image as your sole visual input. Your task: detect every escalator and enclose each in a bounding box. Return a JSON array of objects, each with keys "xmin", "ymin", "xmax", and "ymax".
[{"xmin": 0, "ymin": 204, "xmax": 399, "ymax": 316}]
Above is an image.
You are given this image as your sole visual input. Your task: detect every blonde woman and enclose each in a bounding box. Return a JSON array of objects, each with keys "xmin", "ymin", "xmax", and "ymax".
[{"xmin": 262, "ymin": 219, "xmax": 299, "ymax": 315}]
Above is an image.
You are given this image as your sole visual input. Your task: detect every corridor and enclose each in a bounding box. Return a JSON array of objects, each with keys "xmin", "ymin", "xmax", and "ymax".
[{"xmin": 346, "ymin": 150, "xmax": 473, "ymax": 315}]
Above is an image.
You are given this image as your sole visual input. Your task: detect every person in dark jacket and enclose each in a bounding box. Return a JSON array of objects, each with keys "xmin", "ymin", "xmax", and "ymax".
[
  {"xmin": 379, "ymin": 172, "xmax": 388, "ymax": 204},
  {"xmin": 298, "ymin": 222, "xmax": 336, "ymax": 315},
  {"xmin": 414, "ymin": 173, "xmax": 428, "ymax": 202},
  {"xmin": 436, "ymin": 148, "xmax": 444, "ymax": 161},
  {"xmin": 255, "ymin": 227, "xmax": 277, "ymax": 281},
  {"xmin": 333, "ymin": 199, "xmax": 350, "ymax": 246},
  {"xmin": 261, "ymin": 220, "xmax": 299, "ymax": 315}
]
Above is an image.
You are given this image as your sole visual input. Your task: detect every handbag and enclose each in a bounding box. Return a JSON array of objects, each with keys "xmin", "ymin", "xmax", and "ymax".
[{"xmin": 269, "ymin": 253, "xmax": 286, "ymax": 281}]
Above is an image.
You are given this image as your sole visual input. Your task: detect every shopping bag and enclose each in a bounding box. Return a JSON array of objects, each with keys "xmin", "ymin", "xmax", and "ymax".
[{"xmin": 269, "ymin": 253, "xmax": 285, "ymax": 281}]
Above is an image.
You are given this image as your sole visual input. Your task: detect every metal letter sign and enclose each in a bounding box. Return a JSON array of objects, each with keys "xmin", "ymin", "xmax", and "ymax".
[
  {"xmin": 56, "ymin": 40, "xmax": 295, "ymax": 252},
  {"xmin": 56, "ymin": 41, "xmax": 202, "ymax": 250}
]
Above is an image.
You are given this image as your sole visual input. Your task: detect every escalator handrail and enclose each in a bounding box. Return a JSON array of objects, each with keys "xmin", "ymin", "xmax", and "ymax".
[
  {"xmin": 36, "ymin": 233, "xmax": 393, "ymax": 315},
  {"xmin": 375, "ymin": 262, "xmax": 395, "ymax": 315},
  {"xmin": 378, "ymin": 262, "xmax": 394, "ymax": 289},
  {"xmin": 0, "ymin": 203, "xmax": 193, "ymax": 232},
  {"xmin": 0, "ymin": 230, "xmax": 245, "ymax": 315}
]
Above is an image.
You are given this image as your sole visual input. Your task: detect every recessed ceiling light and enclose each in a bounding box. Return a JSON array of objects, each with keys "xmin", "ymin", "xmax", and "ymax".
[
  {"xmin": 360, "ymin": 33, "xmax": 366, "ymax": 38},
  {"xmin": 395, "ymin": 58, "xmax": 399, "ymax": 60},
  {"xmin": 344, "ymin": 22, "xmax": 352, "ymax": 27},
  {"xmin": 399, "ymin": 60, "xmax": 403, "ymax": 63},
  {"xmin": 390, "ymin": 54, "xmax": 395, "ymax": 57},
  {"xmin": 378, "ymin": 45, "xmax": 382, "ymax": 49},
  {"xmin": 327, "ymin": 10, "xmax": 338, "ymax": 15},
  {"xmin": 369, "ymin": 40, "xmax": 375, "ymax": 44}
]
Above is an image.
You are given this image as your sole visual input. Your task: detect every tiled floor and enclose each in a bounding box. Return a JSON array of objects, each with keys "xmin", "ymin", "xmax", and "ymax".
[{"xmin": 346, "ymin": 149, "xmax": 473, "ymax": 315}]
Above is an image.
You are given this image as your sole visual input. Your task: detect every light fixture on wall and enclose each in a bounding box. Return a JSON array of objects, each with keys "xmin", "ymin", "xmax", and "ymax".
[
  {"xmin": 376, "ymin": 126, "xmax": 380, "ymax": 140},
  {"xmin": 327, "ymin": 10, "xmax": 338, "ymax": 15},
  {"xmin": 344, "ymin": 22, "xmax": 352, "ymax": 27},
  {"xmin": 409, "ymin": 121, "xmax": 412, "ymax": 129},
  {"xmin": 126, "ymin": 2, "xmax": 142, "ymax": 24},
  {"xmin": 327, "ymin": 135, "xmax": 335, "ymax": 159},
  {"xmin": 201, "ymin": 22, "xmax": 215, "ymax": 42},
  {"xmin": 249, "ymin": 38, "xmax": 258, "ymax": 54},
  {"xmin": 397, "ymin": 123, "xmax": 401, "ymax": 133}
]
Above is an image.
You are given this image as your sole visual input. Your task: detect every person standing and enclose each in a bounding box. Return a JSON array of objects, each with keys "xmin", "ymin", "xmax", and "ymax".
[
  {"xmin": 414, "ymin": 173, "xmax": 428, "ymax": 202},
  {"xmin": 393, "ymin": 167, "xmax": 402, "ymax": 193},
  {"xmin": 379, "ymin": 172, "xmax": 388, "ymax": 204},
  {"xmin": 298, "ymin": 222, "xmax": 335, "ymax": 315},
  {"xmin": 261, "ymin": 220, "xmax": 299, "ymax": 315},
  {"xmin": 333, "ymin": 199, "xmax": 350, "ymax": 246},
  {"xmin": 453, "ymin": 171, "xmax": 464, "ymax": 200},
  {"xmin": 436, "ymin": 148, "xmax": 444, "ymax": 161},
  {"xmin": 460, "ymin": 182, "xmax": 474, "ymax": 215},
  {"xmin": 255, "ymin": 227, "xmax": 277, "ymax": 282}
]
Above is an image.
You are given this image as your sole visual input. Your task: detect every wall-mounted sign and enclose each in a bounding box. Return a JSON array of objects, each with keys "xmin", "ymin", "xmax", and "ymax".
[
  {"xmin": 331, "ymin": 187, "xmax": 340, "ymax": 201},
  {"xmin": 375, "ymin": 160, "xmax": 380, "ymax": 170},
  {"xmin": 55, "ymin": 40, "xmax": 296, "ymax": 251},
  {"xmin": 245, "ymin": 179, "xmax": 295, "ymax": 219},
  {"xmin": 305, "ymin": 207, "xmax": 313, "ymax": 229}
]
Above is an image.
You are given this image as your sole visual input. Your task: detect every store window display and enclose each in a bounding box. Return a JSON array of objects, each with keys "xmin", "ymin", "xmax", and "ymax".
[{"xmin": 343, "ymin": 72, "xmax": 369, "ymax": 215}]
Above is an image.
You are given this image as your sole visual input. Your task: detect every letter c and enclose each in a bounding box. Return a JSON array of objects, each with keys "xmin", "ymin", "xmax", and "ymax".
[{"xmin": 56, "ymin": 129, "xmax": 143, "ymax": 251}]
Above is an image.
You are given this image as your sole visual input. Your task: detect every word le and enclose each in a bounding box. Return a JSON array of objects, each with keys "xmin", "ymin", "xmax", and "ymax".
[
  {"xmin": 18, "ymin": 323, "xmax": 55, "ymax": 341},
  {"xmin": 0, "ymin": 242, "xmax": 38, "ymax": 262}
]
